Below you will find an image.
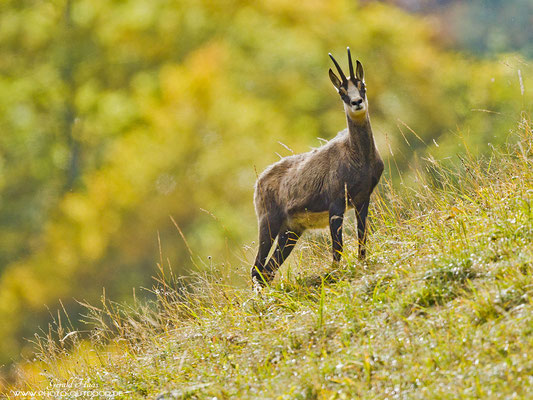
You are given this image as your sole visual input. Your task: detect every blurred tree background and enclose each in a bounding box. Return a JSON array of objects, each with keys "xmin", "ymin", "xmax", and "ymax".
[{"xmin": 0, "ymin": 0, "xmax": 531, "ymax": 372}]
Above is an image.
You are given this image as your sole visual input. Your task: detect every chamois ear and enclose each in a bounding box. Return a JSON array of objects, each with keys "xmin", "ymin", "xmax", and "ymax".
[
  {"xmin": 356, "ymin": 60, "xmax": 364, "ymax": 82},
  {"xmin": 329, "ymin": 69, "xmax": 342, "ymax": 91}
]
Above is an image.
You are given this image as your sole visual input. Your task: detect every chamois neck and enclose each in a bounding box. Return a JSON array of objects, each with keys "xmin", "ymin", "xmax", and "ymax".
[{"xmin": 346, "ymin": 114, "xmax": 375, "ymax": 159}]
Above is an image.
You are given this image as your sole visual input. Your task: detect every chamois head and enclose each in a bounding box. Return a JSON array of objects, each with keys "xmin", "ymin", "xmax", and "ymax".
[{"xmin": 328, "ymin": 47, "xmax": 367, "ymax": 121}]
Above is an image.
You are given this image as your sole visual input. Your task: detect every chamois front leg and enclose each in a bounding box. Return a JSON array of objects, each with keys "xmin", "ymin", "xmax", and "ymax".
[
  {"xmin": 356, "ymin": 200, "xmax": 369, "ymax": 259},
  {"xmin": 252, "ymin": 215, "xmax": 282, "ymax": 286},
  {"xmin": 329, "ymin": 200, "xmax": 345, "ymax": 263},
  {"xmin": 266, "ymin": 229, "xmax": 301, "ymax": 274}
]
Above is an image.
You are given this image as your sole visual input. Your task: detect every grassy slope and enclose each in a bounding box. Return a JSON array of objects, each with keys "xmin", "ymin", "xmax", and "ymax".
[{"xmin": 11, "ymin": 116, "xmax": 533, "ymax": 399}]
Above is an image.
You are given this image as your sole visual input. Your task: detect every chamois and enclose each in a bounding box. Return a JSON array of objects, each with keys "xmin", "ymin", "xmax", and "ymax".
[{"xmin": 251, "ymin": 48, "xmax": 383, "ymax": 286}]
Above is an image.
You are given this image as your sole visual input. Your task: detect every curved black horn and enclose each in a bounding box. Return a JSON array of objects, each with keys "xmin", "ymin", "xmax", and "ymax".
[
  {"xmin": 329, "ymin": 52, "xmax": 347, "ymax": 83},
  {"xmin": 347, "ymin": 47, "xmax": 355, "ymax": 80}
]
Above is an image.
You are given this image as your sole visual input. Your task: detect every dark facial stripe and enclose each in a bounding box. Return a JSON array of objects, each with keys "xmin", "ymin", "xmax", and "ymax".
[
  {"xmin": 340, "ymin": 92, "xmax": 351, "ymax": 104},
  {"xmin": 339, "ymin": 80, "xmax": 366, "ymax": 104},
  {"xmin": 354, "ymin": 80, "xmax": 366, "ymax": 99}
]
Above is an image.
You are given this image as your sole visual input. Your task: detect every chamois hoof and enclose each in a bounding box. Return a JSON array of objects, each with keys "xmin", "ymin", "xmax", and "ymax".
[{"xmin": 251, "ymin": 267, "xmax": 274, "ymax": 289}]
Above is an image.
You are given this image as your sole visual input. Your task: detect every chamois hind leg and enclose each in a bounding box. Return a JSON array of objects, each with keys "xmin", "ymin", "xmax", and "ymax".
[
  {"xmin": 329, "ymin": 200, "xmax": 346, "ymax": 263},
  {"xmin": 265, "ymin": 229, "xmax": 301, "ymax": 277},
  {"xmin": 251, "ymin": 215, "xmax": 282, "ymax": 286},
  {"xmin": 356, "ymin": 199, "xmax": 370, "ymax": 259}
]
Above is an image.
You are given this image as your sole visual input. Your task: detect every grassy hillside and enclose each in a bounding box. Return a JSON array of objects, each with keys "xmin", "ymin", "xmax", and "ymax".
[{"xmin": 9, "ymin": 114, "xmax": 533, "ymax": 398}]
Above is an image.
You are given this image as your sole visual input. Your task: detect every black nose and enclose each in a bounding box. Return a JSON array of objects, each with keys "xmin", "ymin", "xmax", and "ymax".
[{"xmin": 350, "ymin": 98, "xmax": 363, "ymax": 107}]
